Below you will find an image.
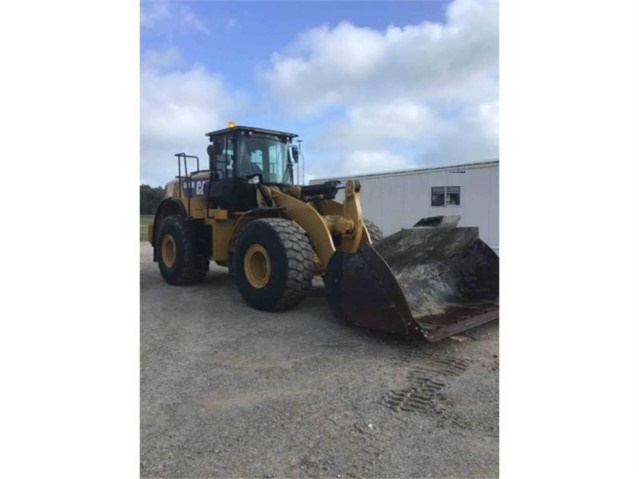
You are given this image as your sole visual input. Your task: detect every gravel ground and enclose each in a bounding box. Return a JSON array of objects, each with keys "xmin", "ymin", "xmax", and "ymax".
[{"xmin": 140, "ymin": 242, "xmax": 499, "ymax": 478}]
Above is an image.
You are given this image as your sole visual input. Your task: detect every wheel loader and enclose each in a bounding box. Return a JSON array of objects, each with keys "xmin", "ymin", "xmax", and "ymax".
[{"xmin": 147, "ymin": 123, "xmax": 499, "ymax": 341}]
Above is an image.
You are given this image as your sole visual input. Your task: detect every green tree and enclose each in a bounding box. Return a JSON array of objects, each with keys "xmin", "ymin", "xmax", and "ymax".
[{"xmin": 140, "ymin": 184, "xmax": 165, "ymax": 214}]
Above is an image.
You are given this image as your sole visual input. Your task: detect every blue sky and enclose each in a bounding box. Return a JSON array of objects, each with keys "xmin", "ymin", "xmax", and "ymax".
[{"xmin": 141, "ymin": 0, "xmax": 499, "ymax": 186}]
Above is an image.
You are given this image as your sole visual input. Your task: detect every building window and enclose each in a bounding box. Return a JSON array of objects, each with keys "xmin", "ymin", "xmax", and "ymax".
[
  {"xmin": 431, "ymin": 187, "xmax": 445, "ymax": 206},
  {"xmin": 446, "ymin": 186, "xmax": 461, "ymax": 205},
  {"xmin": 431, "ymin": 186, "xmax": 461, "ymax": 206}
]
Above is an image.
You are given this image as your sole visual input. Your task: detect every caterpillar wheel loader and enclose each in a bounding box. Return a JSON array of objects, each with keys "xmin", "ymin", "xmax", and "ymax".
[{"xmin": 147, "ymin": 123, "xmax": 499, "ymax": 341}]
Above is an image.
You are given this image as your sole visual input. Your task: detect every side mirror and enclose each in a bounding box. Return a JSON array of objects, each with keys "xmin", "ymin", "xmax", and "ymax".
[{"xmin": 291, "ymin": 145, "xmax": 299, "ymax": 163}]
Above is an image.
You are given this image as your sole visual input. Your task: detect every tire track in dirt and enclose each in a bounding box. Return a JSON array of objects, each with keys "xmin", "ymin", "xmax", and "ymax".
[{"xmin": 382, "ymin": 352, "xmax": 487, "ymax": 433}]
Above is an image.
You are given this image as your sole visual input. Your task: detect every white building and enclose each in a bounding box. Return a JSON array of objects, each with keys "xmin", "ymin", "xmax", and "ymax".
[{"xmin": 310, "ymin": 160, "xmax": 499, "ymax": 253}]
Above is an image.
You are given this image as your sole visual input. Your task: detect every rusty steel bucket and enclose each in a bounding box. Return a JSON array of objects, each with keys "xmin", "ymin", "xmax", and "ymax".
[{"xmin": 324, "ymin": 226, "xmax": 499, "ymax": 341}]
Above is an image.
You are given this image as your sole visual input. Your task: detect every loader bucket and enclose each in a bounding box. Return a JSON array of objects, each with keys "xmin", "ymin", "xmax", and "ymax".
[{"xmin": 324, "ymin": 227, "xmax": 499, "ymax": 341}]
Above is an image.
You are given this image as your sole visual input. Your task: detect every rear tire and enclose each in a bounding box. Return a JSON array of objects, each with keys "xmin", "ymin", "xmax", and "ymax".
[
  {"xmin": 364, "ymin": 219, "xmax": 384, "ymax": 243},
  {"xmin": 157, "ymin": 215, "xmax": 208, "ymax": 285},
  {"xmin": 233, "ymin": 218, "xmax": 315, "ymax": 311}
]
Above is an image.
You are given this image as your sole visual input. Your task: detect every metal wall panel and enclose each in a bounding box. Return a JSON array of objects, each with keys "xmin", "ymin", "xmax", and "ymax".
[{"xmin": 311, "ymin": 161, "xmax": 499, "ymax": 253}]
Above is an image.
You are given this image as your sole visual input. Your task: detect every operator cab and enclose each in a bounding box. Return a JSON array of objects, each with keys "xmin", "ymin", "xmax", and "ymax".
[
  {"xmin": 204, "ymin": 123, "xmax": 299, "ymax": 211},
  {"xmin": 206, "ymin": 124, "xmax": 298, "ymax": 184}
]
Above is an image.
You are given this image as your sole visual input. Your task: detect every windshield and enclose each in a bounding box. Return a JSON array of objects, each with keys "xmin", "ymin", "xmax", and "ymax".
[{"xmin": 237, "ymin": 134, "xmax": 292, "ymax": 184}]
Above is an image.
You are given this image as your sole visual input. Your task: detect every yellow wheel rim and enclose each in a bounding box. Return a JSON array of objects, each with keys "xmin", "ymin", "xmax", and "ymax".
[
  {"xmin": 161, "ymin": 234, "xmax": 177, "ymax": 268},
  {"xmin": 244, "ymin": 244, "xmax": 271, "ymax": 288}
]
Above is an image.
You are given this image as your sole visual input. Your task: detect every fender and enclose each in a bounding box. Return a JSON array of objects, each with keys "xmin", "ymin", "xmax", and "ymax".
[{"xmin": 150, "ymin": 198, "xmax": 188, "ymax": 248}]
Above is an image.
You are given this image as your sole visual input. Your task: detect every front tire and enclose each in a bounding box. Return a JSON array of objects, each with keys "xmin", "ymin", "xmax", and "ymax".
[
  {"xmin": 157, "ymin": 215, "xmax": 208, "ymax": 285},
  {"xmin": 233, "ymin": 218, "xmax": 315, "ymax": 311}
]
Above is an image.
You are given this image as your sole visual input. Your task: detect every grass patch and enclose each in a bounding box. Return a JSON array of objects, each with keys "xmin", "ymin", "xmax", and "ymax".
[{"xmin": 140, "ymin": 215, "xmax": 154, "ymax": 242}]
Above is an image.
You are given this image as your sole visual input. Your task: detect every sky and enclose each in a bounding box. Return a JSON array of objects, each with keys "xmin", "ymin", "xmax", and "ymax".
[{"xmin": 140, "ymin": 0, "xmax": 499, "ymax": 186}]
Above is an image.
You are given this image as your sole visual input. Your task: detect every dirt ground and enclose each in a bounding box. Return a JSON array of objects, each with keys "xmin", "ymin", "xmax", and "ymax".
[{"xmin": 140, "ymin": 243, "xmax": 499, "ymax": 478}]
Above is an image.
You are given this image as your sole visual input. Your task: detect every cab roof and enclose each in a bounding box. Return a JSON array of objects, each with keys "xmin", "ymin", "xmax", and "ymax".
[{"xmin": 205, "ymin": 125, "xmax": 298, "ymax": 140}]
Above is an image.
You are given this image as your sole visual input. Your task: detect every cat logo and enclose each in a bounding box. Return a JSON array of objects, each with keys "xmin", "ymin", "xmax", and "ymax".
[{"xmin": 182, "ymin": 180, "xmax": 207, "ymax": 196}]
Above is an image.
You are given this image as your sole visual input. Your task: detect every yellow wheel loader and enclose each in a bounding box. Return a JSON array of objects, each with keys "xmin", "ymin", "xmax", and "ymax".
[{"xmin": 147, "ymin": 124, "xmax": 499, "ymax": 341}]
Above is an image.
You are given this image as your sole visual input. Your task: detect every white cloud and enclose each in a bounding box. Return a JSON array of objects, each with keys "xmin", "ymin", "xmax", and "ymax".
[
  {"xmin": 262, "ymin": 0, "xmax": 499, "ymax": 176},
  {"xmin": 314, "ymin": 100, "xmax": 440, "ymax": 151},
  {"xmin": 344, "ymin": 150, "xmax": 415, "ymax": 174},
  {"xmin": 141, "ymin": 44, "xmax": 182, "ymax": 71},
  {"xmin": 140, "ymin": 47, "xmax": 247, "ymax": 186},
  {"xmin": 141, "ymin": 0, "xmax": 209, "ymax": 35},
  {"xmin": 177, "ymin": 5, "xmax": 209, "ymax": 35},
  {"xmin": 140, "ymin": 2, "xmax": 170, "ymax": 29},
  {"xmin": 417, "ymin": 101, "xmax": 499, "ymax": 165},
  {"xmin": 264, "ymin": 1, "xmax": 498, "ymax": 115},
  {"xmin": 300, "ymin": 148, "xmax": 416, "ymax": 182},
  {"xmin": 348, "ymin": 101, "xmax": 437, "ymax": 141}
]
